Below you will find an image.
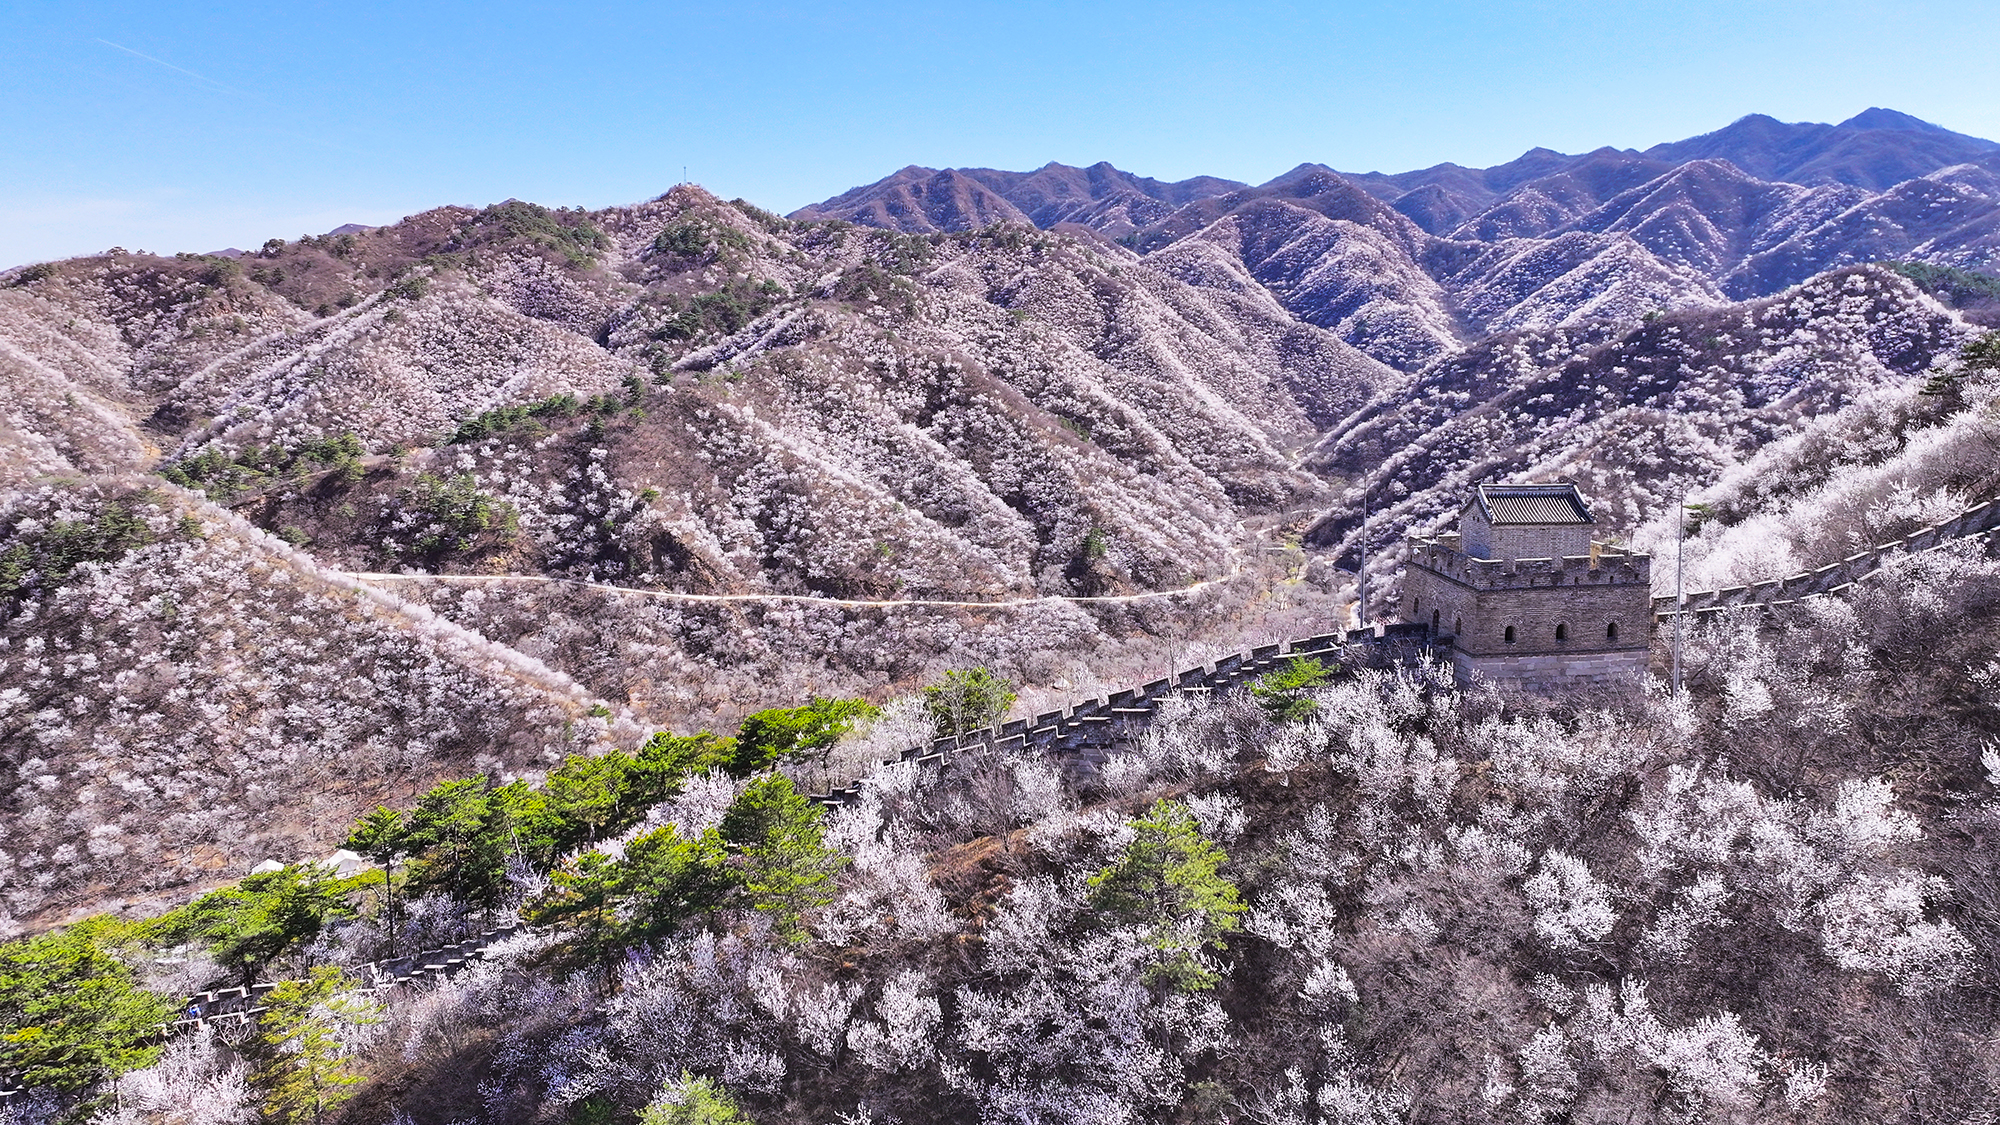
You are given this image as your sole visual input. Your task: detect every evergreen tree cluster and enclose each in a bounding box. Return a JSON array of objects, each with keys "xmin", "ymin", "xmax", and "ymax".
[{"xmin": 0, "ymin": 668, "xmax": 1024, "ymax": 1117}]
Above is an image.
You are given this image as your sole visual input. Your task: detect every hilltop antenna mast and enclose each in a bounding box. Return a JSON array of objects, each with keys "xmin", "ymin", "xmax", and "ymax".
[{"xmin": 1672, "ymin": 492, "xmax": 1685, "ymax": 696}]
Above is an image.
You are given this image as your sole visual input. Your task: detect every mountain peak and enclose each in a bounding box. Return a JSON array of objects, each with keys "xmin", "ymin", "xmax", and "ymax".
[
  {"xmin": 1641, "ymin": 109, "xmax": 1999, "ymax": 188},
  {"xmin": 1838, "ymin": 107, "xmax": 1950, "ymax": 134},
  {"xmin": 1265, "ymin": 162, "xmax": 1338, "ymax": 185}
]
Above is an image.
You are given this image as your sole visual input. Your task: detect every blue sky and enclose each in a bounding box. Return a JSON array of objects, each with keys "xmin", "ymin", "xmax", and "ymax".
[{"xmin": 5, "ymin": 0, "xmax": 1998, "ymax": 267}]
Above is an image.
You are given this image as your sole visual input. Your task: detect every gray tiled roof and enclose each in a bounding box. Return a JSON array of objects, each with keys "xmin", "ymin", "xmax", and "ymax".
[{"xmin": 1474, "ymin": 483, "xmax": 1594, "ymax": 525}]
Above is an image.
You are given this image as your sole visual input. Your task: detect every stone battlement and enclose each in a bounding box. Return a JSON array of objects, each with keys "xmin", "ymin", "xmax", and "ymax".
[
  {"xmin": 1406, "ymin": 535, "xmax": 1651, "ymax": 589},
  {"xmin": 1654, "ymin": 496, "xmax": 2000, "ymax": 617}
]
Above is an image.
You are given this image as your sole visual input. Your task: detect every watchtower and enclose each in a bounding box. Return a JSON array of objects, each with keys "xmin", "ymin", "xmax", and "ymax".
[{"xmin": 1401, "ymin": 482, "xmax": 1651, "ymax": 691}]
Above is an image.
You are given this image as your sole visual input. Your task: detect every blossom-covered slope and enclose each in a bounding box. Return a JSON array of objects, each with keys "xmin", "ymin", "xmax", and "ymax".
[
  {"xmin": 801, "ymin": 110, "xmax": 2000, "ymax": 372},
  {"xmin": 3, "ymin": 189, "xmax": 1393, "ymax": 598},
  {"xmin": 2, "ymin": 123, "xmax": 1994, "ymax": 935},
  {"xmin": 95, "ymin": 534, "xmax": 2000, "ymax": 1125},
  {"xmin": 0, "ymin": 188, "xmax": 1392, "ymax": 927},
  {"xmin": 0, "ymin": 486, "xmax": 628, "ymax": 934},
  {"xmin": 1626, "ymin": 332, "xmax": 2000, "ymax": 591},
  {"xmin": 1303, "ymin": 266, "xmax": 1977, "ymax": 593}
]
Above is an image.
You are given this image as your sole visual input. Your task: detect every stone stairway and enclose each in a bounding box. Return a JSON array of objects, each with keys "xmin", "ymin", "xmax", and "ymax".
[
  {"xmin": 806, "ymin": 629, "xmax": 1403, "ymax": 807},
  {"xmin": 155, "ymin": 923, "xmax": 527, "ymax": 1034}
]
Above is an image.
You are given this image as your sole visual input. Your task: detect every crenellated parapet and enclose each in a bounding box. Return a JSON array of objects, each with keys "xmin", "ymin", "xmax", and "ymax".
[{"xmin": 1407, "ymin": 535, "xmax": 1651, "ymax": 590}]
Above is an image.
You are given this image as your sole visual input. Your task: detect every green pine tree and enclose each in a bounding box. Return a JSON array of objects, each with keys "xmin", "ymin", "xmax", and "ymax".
[
  {"xmin": 923, "ymin": 667, "xmax": 1016, "ymax": 738},
  {"xmin": 1087, "ymin": 799, "xmax": 1246, "ymax": 991},
  {"xmin": 0, "ymin": 921, "xmax": 169, "ymax": 1094},
  {"xmin": 640, "ymin": 1073, "xmax": 757, "ymax": 1125},
  {"xmin": 157, "ymin": 864, "xmax": 350, "ymax": 986},
  {"xmin": 402, "ymin": 777, "xmax": 517, "ymax": 910},
  {"xmin": 252, "ymin": 966, "xmax": 380, "ymax": 1124},
  {"xmin": 719, "ymin": 776, "xmax": 846, "ymax": 942},
  {"xmin": 344, "ymin": 805, "xmax": 407, "ymax": 956},
  {"xmin": 731, "ymin": 696, "xmax": 880, "ymax": 776},
  {"xmin": 525, "ymin": 851, "xmax": 624, "ymax": 968},
  {"xmin": 1250, "ymin": 656, "xmax": 1333, "ymax": 722},
  {"xmin": 630, "ymin": 731, "xmax": 735, "ymax": 804},
  {"xmin": 620, "ymin": 824, "xmax": 731, "ymax": 941},
  {"xmin": 540, "ymin": 750, "xmax": 635, "ymax": 849}
]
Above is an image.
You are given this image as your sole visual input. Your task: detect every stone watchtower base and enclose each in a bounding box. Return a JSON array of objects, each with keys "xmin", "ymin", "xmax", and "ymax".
[{"xmin": 1442, "ymin": 647, "xmax": 1649, "ymax": 692}]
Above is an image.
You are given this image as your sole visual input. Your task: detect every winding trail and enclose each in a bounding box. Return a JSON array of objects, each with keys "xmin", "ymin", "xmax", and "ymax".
[
  {"xmin": 342, "ymin": 566, "xmax": 1257, "ymax": 610},
  {"xmin": 336, "ymin": 511, "xmax": 1307, "ymax": 611}
]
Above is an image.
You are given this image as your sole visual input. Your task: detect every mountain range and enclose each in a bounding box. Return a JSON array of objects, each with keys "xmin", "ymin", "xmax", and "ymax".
[
  {"xmin": 2, "ymin": 109, "xmax": 1996, "ymax": 933},
  {"xmin": 796, "ymin": 109, "xmax": 2000, "ymax": 371}
]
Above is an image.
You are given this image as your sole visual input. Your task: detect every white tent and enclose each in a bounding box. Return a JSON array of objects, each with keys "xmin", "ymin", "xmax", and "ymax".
[{"xmin": 317, "ymin": 849, "xmax": 368, "ymax": 878}]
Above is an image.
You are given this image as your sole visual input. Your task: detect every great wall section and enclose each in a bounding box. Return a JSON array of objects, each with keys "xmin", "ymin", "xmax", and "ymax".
[
  {"xmin": 1651, "ymin": 497, "xmax": 2000, "ymax": 617},
  {"xmin": 6, "ymin": 494, "xmax": 1998, "ymax": 1101}
]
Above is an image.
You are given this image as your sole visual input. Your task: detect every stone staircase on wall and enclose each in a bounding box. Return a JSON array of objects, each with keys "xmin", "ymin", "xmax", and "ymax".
[
  {"xmin": 156, "ymin": 924, "xmax": 528, "ymax": 1034},
  {"xmin": 0, "ymin": 927, "xmax": 529, "ymax": 1100},
  {"xmin": 808, "ymin": 625, "xmax": 1438, "ymax": 807}
]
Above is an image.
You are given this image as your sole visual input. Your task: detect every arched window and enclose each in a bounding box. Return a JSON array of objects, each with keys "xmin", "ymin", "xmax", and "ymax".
[
  {"xmin": 1555, "ymin": 623, "xmax": 1568, "ymax": 641},
  {"xmin": 1454, "ymin": 617, "xmax": 1463, "ymax": 636},
  {"xmin": 1432, "ymin": 609, "xmax": 1441, "ymax": 633},
  {"xmin": 1504, "ymin": 625, "xmax": 1517, "ymax": 644},
  {"xmin": 1413, "ymin": 597, "xmax": 1421, "ymax": 614},
  {"xmin": 1606, "ymin": 621, "xmax": 1619, "ymax": 642}
]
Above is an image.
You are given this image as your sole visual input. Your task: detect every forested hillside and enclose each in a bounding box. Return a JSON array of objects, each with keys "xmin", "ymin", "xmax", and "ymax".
[
  {"xmin": 10, "ymin": 503, "xmax": 1999, "ymax": 1125},
  {"xmin": 4, "ymin": 108, "xmax": 2000, "ymax": 1125},
  {"xmin": 803, "ymin": 110, "xmax": 2000, "ymax": 374},
  {"xmin": 0, "ymin": 186, "xmax": 1372, "ymax": 933}
]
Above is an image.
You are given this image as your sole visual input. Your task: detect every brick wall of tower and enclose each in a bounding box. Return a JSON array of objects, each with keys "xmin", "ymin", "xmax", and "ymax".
[
  {"xmin": 1402, "ymin": 535, "xmax": 1653, "ymax": 688},
  {"xmin": 1404, "ymin": 560, "xmax": 1481, "ymax": 645},
  {"xmin": 1441, "ymin": 580, "xmax": 1651, "ymax": 657},
  {"xmin": 1460, "ymin": 506, "xmax": 1594, "ymax": 561},
  {"xmin": 1485, "ymin": 524, "xmax": 1595, "ymax": 563}
]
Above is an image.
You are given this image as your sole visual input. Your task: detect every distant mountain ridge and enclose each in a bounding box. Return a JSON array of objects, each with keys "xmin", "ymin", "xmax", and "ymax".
[
  {"xmin": 802, "ymin": 109, "xmax": 1998, "ymax": 234},
  {"xmin": 796, "ymin": 110, "xmax": 2000, "ymax": 371},
  {"xmin": 793, "ymin": 162, "xmax": 1246, "ymax": 239},
  {"xmin": 1642, "ymin": 107, "xmax": 1999, "ymax": 190}
]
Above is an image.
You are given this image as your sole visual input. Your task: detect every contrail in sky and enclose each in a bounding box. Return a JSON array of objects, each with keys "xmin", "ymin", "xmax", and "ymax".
[
  {"xmin": 90, "ymin": 37, "xmax": 369, "ymax": 158},
  {"xmin": 95, "ymin": 38, "xmax": 244, "ymax": 95}
]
